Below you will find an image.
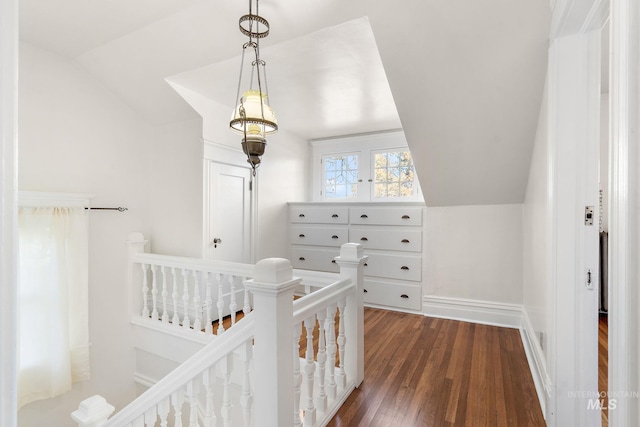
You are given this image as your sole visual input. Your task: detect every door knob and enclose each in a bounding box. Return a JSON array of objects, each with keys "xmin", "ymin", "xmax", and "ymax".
[{"xmin": 212, "ymin": 237, "xmax": 222, "ymax": 248}]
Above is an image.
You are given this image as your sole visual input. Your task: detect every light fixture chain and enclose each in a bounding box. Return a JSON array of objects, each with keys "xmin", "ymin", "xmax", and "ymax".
[{"xmin": 234, "ymin": 46, "xmax": 248, "ymax": 115}]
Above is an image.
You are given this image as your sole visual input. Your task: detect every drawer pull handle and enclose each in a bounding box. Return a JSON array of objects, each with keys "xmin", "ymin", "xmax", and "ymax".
[
  {"xmin": 331, "ymin": 260, "xmax": 337, "ymax": 264},
  {"xmin": 299, "ymin": 234, "xmax": 305, "ymax": 238},
  {"xmin": 299, "ymin": 214, "xmax": 306, "ymax": 218},
  {"xmin": 360, "ymin": 237, "xmax": 368, "ymax": 241},
  {"xmin": 331, "ymin": 235, "xmax": 339, "ymax": 239},
  {"xmin": 331, "ymin": 214, "xmax": 339, "ymax": 218},
  {"xmin": 364, "ymin": 263, "xmax": 368, "ymax": 267},
  {"xmin": 360, "ymin": 214, "xmax": 368, "ymax": 218},
  {"xmin": 400, "ymin": 294, "xmax": 409, "ymax": 299},
  {"xmin": 401, "ymin": 266, "xmax": 410, "ymax": 270},
  {"xmin": 364, "ymin": 289, "xmax": 368, "ymax": 293},
  {"xmin": 401, "ymin": 215, "xmax": 410, "ymax": 219},
  {"xmin": 401, "ymin": 239, "xmax": 410, "ymax": 243},
  {"xmin": 298, "ymin": 257, "xmax": 306, "ymax": 261}
]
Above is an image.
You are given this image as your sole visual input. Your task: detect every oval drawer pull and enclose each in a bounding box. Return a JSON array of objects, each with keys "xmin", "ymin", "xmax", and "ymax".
[
  {"xmin": 364, "ymin": 263, "xmax": 368, "ymax": 267},
  {"xmin": 331, "ymin": 214, "xmax": 339, "ymax": 218},
  {"xmin": 298, "ymin": 234, "xmax": 305, "ymax": 238},
  {"xmin": 298, "ymin": 257, "xmax": 306, "ymax": 261},
  {"xmin": 400, "ymin": 266, "xmax": 410, "ymax": 270},
  {"xmin": 331, "ymin": 260, "xmax": 337, "ymax": 264},
  {"xmin": 360, "ymin": 237, "xmax": 368, "ymax": 241},
  {"xmin": 360, "ymin": 214, "xmax": 368, "ymax": 218},
  {"xmin": 331, "ymin": 235, "xmax": 339, "ymax": 239},
  {"xmin": 364, "ymin": 289, "xmax": 368, "ymax": 293},
  {"xmin": 401, "ymin": 215, "xmax": 410, "ymax": 219},
  {"xmin": 401, "ymin": 239, "xmax": 410, "ymax": 243},
  {"xmin": 400, "ymin": 294, "xmax": 409, "ymax": 299},
  {"xmin": 299, "ymin": 214, "xmax": 306, "ymax": 218}
]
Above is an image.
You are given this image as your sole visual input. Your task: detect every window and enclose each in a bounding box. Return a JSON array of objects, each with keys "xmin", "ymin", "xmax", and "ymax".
[
  {"xmin": 322, "ymin": 154, "xmax": 359, "ymax": 199},
  {"xmin": 373, "ymin": 150, "xmax": 416, "ymax": 199},
  {"xmin": 17, "ymin": 194, "xmax": 90, "ymax": 408},
  {"xmin": 311, "ymin": 131, "xmax": 423, "ymax": 202}
]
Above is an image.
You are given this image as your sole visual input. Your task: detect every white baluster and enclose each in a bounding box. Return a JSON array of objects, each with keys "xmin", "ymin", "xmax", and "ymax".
[
  {"xmin": 132, "ymin": 415, "xmax": 144, "ymax": 427},
  {"xmin": 216, "ymin": 273, "xmax": 225, "ymax": 335},
  {"xmin": 293, "ymin": 323, "xmax": 303, "ymax": 427},
  {"xmin": 151, "ymin": 264, "xmax": 159, "ymax": 321},
  {"xmin": 171, "ymin": 267, "xmax": 180, "ymax": 326},
  {"xmin": 181, "ymin": 269, "xmax": 191, "ymax": 329},
  {"xmin": 171, "ymin": 389, "xmax": 184, "ymax": 427},
  {"xmin": 158, "ymin": 397, "xmax": 170, "ymax": 427},
  {"xmin": 228, "ymin": 275, "xmax": 237, "ymax": 326},
  {"xmin": 202, "ymin": 367, "xmax": 216, "ymax": 427},
  {"xmin": 303, "ymin": 316, "xmax": 317, "ymax": 425},
  {"xmin": 192, "ymin": 271, "xmax": 202, "ymax": 332},
  {"xmin": 220, "ymin": 353, "xmax": 233, "ymax": 427},
  {"xmin": 243, "ymin": 280, "xmax": 251, "ymax": 315},
  {"xmin": 187, "ymin": 380, "xmax": 199, "ymax": 427},
  {"xmin": 161, "ymin": 266, "xmax": 169, "ymax": 324},
  {"xmin": 144, "ymin": 407, "xmax": 157, "ymax": 427},
  {"xmin": 141, "ymin": 264, "xmax": 149, "ymax": 318},
  {"xmin": 325, "ymin": 304, "xmax": 338, "ymax": 400},
  {"xmin": 204, "ymin": 272, "xmax": 213, "ymax": 334},
  {"xmin": 336, "ymin": 297, "xmax": 347, "ymax": 389},
  {"xmin": 315, "ymin": 310, "xmax": 328, "ymax": 412},
  {"xmin": 239, "ymin": 339, "xmax": 253, "ymax": 427}
]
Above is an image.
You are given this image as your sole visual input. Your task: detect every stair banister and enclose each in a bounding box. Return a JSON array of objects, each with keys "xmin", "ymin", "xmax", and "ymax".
[{"xmin": 243, "ymin": 257, "xmax": 301, "ymax": 427}]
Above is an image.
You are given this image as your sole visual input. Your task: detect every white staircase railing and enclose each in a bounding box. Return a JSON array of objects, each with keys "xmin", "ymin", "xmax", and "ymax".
[
  {"xmin": 72, "ymin": 241, "xmax": 366, "ymax": 427},
  {"xmin": 127, "ymin": 232, "xmax": 255, "ymax": 336}
]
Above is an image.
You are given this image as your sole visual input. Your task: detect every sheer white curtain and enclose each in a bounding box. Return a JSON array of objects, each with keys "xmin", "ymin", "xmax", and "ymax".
[{"xmin": 18, "ymin": 205, "xmax": 90, "ymax": 408}]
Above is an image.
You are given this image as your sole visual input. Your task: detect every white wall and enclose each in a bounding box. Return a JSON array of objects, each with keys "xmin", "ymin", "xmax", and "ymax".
[
  {"xmin": 425, "ymin": 204, "xmax": 523, "ymax": 304},
  {"xmin": 255, "ymin": 128, "xmax": 309, "ymax": 259},
  {"xmin": 17, "ymin": 43, "xmax": 203, "ymax": 426},
  {"xmin": 600, "ymin": 93, "xmax": 609, "ymax": 231},
  {"xmin": 523, "ymin": 76, "xmax": 550, "ymax": 354}
]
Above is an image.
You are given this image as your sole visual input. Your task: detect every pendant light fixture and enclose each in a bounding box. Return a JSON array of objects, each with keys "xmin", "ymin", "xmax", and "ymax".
[{"xmin": 230, "ymin": 0, "xmax": 278, "ymax": 175}]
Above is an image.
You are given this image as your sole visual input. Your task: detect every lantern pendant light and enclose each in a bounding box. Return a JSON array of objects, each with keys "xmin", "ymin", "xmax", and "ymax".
[{"xmin": 230, "ymin": 0, "xmax": 278, "ymax": 175}]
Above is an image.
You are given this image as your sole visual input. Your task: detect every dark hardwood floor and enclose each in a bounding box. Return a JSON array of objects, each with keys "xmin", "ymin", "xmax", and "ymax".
[
  {"xmin": 599, "ymin": 313, "xmax": 608, "ymax": 427},
  {"xmin": 328, "ymin": 308, "xmax": 546, "ymax": 427}
]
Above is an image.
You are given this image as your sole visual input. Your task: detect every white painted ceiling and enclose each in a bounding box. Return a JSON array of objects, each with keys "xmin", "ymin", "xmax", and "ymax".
[{"xmin": 19, "ymin": 0, "xmax": 551, "ymax": 206}]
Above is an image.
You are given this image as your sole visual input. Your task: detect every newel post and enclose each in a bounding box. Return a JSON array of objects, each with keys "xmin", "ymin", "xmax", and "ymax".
[
  {"xmin": 71, "ymin": 395, "xmax": 114, "ymax": 427},
  {"xmin": 126, "ymin": 232, "xmax": 149, "ymax": 318},
  {"xmin": 243, "ymin": 258, "xmax": 300, "ymax": 427},
  {"xmin": 334, "ymin": 243, "xmax": 367, "ymax": 387}
]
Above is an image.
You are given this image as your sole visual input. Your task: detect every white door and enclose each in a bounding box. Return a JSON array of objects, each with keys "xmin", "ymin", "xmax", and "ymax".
[{"xmin": 206, "ymin": 161, "xmax": 252, "ymax": 262}]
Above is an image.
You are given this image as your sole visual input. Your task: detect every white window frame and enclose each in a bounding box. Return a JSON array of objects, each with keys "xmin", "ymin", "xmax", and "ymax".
[
  {"xmin": 320, "ymin": 151, "xmax": 360, "ymax": 200},
  {"xmin": 310, "ymin": 130, "xmax": 423, "ymax": 202},
  {"xmin": 370, "ymin": 148, "xmax": 420, "ymax": 200}
]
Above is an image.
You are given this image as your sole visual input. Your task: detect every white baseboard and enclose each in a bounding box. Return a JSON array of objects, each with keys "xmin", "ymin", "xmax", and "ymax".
[
  {"xmin": 422, "ymin": 295, "xmax": 522, "ymax": 328},
  {"xmin": 520, "ymin": 309, "xmax": 552, "ymax": 418}
]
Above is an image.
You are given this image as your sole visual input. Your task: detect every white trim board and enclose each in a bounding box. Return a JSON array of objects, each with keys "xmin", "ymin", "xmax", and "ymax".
[
  {"xmin": 422, "ymin": 295, "xmax": 522, "ymax": 329},
  {"xmin": 520, "ymin": 309, "xmax": 552, "ymax": 419}
]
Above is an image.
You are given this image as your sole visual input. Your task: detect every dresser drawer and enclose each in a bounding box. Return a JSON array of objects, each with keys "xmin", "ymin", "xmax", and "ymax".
[
  {"xmin": 363, "ymin": 251, "xmax": 422, "ymax": 281},
  {"xmin": 349, "ymin": 227, "xmax": 422, "ymax": 252},
  {"xmin": 349, "ymin": 206, "xmax": 423, "ymax": 226},
  {"xmin": 290, "ymin": 246, "xmax": 340, "ymax": 273},
  {"xmin": 290, "ymin": 225, "xmax": 348, "ymax": 247},
  {"xmin": 290, "ymin": 206, "xmax": 349, "ymax": 224},
  {"xmin": 363, "ymin": 279, "xmax": 422, "ymax": 310}
]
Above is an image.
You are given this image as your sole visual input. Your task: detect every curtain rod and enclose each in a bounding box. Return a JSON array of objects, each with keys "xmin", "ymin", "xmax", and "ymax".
[{"xmin": 85, "ymin": 207, "xmax": 128, "ymax": 212}]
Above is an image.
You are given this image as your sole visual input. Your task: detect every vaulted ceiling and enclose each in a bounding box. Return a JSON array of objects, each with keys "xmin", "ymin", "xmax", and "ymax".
[{"xmin": 19, "ymin": 0, "xmax": 550, "ymax": 206}]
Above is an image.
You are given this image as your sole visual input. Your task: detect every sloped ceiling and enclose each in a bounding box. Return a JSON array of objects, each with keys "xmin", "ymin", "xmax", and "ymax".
[{"xmin": 19, "ymin": 0, "xmax": 550, "ymax": 206}]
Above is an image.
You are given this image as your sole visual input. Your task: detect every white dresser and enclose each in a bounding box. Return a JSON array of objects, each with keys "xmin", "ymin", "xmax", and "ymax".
[{"xmin": 289, "ymin": 202, "xmax": 425, "ymax": 311}]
